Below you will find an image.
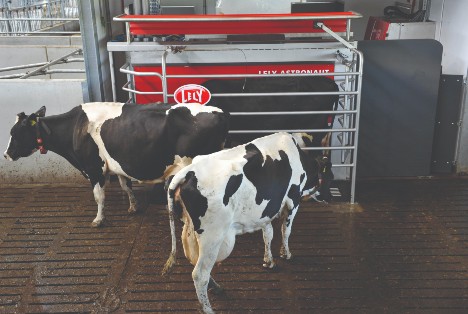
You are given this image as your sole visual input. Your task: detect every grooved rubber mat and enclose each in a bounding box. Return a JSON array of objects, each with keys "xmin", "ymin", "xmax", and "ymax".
[{"xmin": 1, "ymin": 179, "xmax": 467, "ymax": 313}]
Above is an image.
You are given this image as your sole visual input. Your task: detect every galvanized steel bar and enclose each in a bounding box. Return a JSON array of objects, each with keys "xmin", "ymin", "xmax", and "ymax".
[
  {"xmin": 349, "ymin": 49, "xmax": 364, "ymax": 204},
  {"xmin": 315, "ymin": 22, "xmax": 355, "ymax": 50},
  {"xmin": 161, "ymin": 49, "xmax": 169, "ymax": 103},
  {"xmin": 229, "ymin": 128, "xmax": 356, "ymax": 133},
  {"xmin": 114, "ymin": 12, "xmax": 363, "ymax": 22},
  {"xmin": 19, "ymin": 48, "xmax": 81, "ymax": 79},
  {"xmin": 0, "ymin": 58, "xmax": 84, "ymax": 73},
  {"xmin": 230, "ymin": 110, "xmax": 357, "ymax": 115},
  {"xmin": 109, "ymin": 51, "xmax": 117, "ymax": 102}
]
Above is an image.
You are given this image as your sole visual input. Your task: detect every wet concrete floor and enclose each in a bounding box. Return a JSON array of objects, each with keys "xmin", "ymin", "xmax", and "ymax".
[{"xmin": 0, "ymin": 178, "xmax": 468, "ymax": 313}]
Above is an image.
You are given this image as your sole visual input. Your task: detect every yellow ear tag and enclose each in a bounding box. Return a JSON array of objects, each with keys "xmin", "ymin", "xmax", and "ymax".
[{"xmin": 30, "ymin": 120, "xmax": 36, "ymax": 126}]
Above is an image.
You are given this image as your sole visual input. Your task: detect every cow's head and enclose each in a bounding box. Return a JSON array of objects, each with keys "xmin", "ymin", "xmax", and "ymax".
[{"xmin": 4, "ymin": 107, "xmax": 46, "ymax": 161}]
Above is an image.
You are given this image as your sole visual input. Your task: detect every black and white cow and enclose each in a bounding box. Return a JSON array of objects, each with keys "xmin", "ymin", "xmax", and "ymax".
[
  {"xmin": 4, "ymin": 102, "xmax": 229, "ymax": 227},
  {"xmin": 162, "ymin": 132, "xmax": 319, "ymax": 314},
  {"xmin": 203, "ymin": 76, "xmax": 339, "ymax": 152}
]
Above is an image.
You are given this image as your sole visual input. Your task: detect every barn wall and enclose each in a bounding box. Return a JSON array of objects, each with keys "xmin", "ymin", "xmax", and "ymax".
[
  {"xmin": 429, "ymin": 0, "xmax": 468, "ymax": 173},
  {"xmin": 0, "ymin": 79, "xmax": 87, "ymax": 184}
]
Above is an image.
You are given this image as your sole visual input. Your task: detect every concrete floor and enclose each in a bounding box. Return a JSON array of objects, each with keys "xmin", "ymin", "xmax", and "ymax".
[{"xmin": 0, "ymin": 178, "xmax": 467, "ymax": 313}]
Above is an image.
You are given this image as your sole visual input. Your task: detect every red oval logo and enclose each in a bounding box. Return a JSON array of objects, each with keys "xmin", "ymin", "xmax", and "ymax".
[{"xmin": 173, "ymin": 84, "xmax": 211, "ymax": 105}]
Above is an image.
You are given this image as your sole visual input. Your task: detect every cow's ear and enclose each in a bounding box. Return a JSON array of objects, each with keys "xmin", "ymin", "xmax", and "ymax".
[
  {"xmin": 17, "ymin": 112, "xmax": 26, "ymax": 120},
  {"xmin": 26, "ymin": 113, "xmax": 37, "ymax": 126},
  {"xmin": 35, "ymin": 106, "xmax": 46, "ymax": 117}
]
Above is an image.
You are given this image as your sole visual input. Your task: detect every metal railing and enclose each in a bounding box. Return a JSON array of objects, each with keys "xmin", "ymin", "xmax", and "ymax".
[
  {"xmin": 0, "ymin": 48, "xmax": 83, "ymax": 78},
  {"xmin": 109, "ymin": 12, "xmax": 363, "ymax": 203},
  {"xmin": 0, "ymin": 0, "xmax": 79, "ymax": 35}
]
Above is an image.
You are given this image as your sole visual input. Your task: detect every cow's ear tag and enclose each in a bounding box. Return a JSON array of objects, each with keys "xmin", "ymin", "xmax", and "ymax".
[{"xmin": 30, "ymin": 120, "xmax": 36, "ymax": 126}]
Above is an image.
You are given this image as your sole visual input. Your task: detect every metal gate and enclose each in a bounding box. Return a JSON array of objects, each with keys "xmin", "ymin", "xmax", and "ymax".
[{"xmin": 108, "ymin": 12, "xmax": 363, "ymax": 203}]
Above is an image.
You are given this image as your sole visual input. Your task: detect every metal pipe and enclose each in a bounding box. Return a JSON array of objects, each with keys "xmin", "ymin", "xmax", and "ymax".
[
  {"xmin": 230, "ymin": 110, "xmax": 357, "ymax": 116},
  {"xmin": 0, "ymin": 58, "xmax": 83, "ymax": 73},
  {"xmin": 109, "ymin": 51, "xmax": 117, "ymax": 102},
  {"xmin": 346, "ymin": 18, "xmax": 351, "ymax": 41},
  {"xmin": 161, "ymin": 49, "xmax": 169, "ymax": 103},
  {"xmin": 122, "ymin": 81, "xmax": 164, "ymax": 95},
  {"xmin": 20, "ymin": 48, "xmax": 81, "ymax": 79},
  {"xmin": 315, "ymin": 22, "xmax": 355, "ymax": 50},
  {"xmin": 2, "ymin": 31, "xmax": 80, "ymax": 34},
  {"xmin": 134, "ymin": 0, "xmax": 142, "ymax": 15},
  {"xmin": 0, "ymin": 17, "xmax": 78, "ymax": 21},
  {"xmin": 119, "ymin": 62, "xmax": 359, "ymax": 80},
  {"xmin": 0, "ymin": 69, "xmax": 85, "ymax": 79},
  {"xmin": 165, "ymin": 72, "xmax": 359, "ymax": 78},
  {"xmin": 114, "ymin": 12, "xmax": 363, "ymax": 22},
  {"xmin": 349, "ymin": 48, "xmax": 364, "ymax": 204},
  {"xmin": 210, "ymin": 91, "xmax": 358, "ymax": 97},
  {"xmin": 229, "ymin": 128, "xmax": 356, "ymax": 134}
]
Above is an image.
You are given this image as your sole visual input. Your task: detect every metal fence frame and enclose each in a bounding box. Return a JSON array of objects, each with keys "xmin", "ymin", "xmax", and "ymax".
[
  {"xmin": 0, "ymin": 0, "xmax": 79, "ymax": 35},
  {"xmin": 109, "ymin": 13, "xmax": 363, "ymax": 203}
]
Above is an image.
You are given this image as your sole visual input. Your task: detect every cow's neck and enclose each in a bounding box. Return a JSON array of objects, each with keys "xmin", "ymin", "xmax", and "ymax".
[{"xmin": 39, "ymin": 114, "xmax": 84, "ymax": 172}]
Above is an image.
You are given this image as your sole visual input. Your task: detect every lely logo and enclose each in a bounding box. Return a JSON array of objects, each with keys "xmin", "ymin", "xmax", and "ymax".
[{"xmin": 174, "ymin": 84, "xmax": 211, "ymax": 105}]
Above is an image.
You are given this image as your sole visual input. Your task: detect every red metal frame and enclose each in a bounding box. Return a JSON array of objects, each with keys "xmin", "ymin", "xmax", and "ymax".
[{"xmin": 121, "ymin": 12, "xmax": 359, "ymax": 36}]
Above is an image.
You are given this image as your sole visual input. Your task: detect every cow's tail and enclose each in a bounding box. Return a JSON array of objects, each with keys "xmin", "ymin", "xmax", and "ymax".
[{"xmin": 161, "ymin": 169, "xmax": 188, "ymax": 276}]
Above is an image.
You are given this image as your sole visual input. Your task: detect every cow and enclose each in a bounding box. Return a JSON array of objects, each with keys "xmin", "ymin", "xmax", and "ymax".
[
  {"xmin": 202, "ymin": 76, "xmax": 339, "ymax": 155},
  {"xmin": 4, "ymin": 102, "xmax": 229, "ymax": 227},
  {"xmin": 162, "ymin": 132, "xmax": 320, "ymax": 314}
]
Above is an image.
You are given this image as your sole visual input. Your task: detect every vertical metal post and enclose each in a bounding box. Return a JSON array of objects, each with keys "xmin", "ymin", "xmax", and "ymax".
[
  {"xmin": 350, "ymin": 49, "xmax": 364, "ymax": 204},
  {"xmin": 78, "ymin": 0, "xmax": 112, "ymax": 102},
  {"xmin": 60, "ymin": 0, "xmax": 65, "ymax": 18},
  {"xmin": 161, "ymin": 49, "xmax": 169, "ymax": 103},
  {"xmin": 109, "ymin": 51, "xmax": 117, "ymax": 102},
  {"xmin": 346, "ymin": 18, "xmax": 351, "ymax": 41},
  {"xmin": 46, "ymin": 0, "xmax": 53, "ymax": 27},
  {"xmin": 142, "ymin": 0, "xmax": 149, "ymax": 15},
  {"xmin": 128, "ymin": 63, "xmax": 135, "ymax": 103}
]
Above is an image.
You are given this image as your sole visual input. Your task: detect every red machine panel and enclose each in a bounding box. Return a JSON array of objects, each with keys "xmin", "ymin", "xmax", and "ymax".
[
  {"xmin": 133, "ymin": 62, "xmax": 335, "ymax": 104},
  {"xmin": 364, "ymin": 16, "xmax": 391, "ymax": 40},
  {"xmin": 125, "ymin": 12, "xmax": 357, "ymax": 35}
]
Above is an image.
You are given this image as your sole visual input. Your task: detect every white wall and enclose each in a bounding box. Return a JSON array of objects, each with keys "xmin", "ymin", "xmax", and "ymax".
[
  {"xmin": 430, "ymin": 0, "xmax": 468, "ymax": 76},
  {"xmin": 426, "ymin": 0, "xmax": 468, "ymax": 173},
  {"xmin": 0, "ymin": 79, "xmax": 87, "ymax": 184},
  {"xmin": 215, "ymin": 0, "xmax": 295, "ymax": 14}
]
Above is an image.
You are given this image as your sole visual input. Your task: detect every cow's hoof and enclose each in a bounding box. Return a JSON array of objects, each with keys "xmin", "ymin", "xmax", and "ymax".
[
  {"xmin": 262, "ymin": 262, "xmax": 276, "ymax": 269},
  {"xmin": 280, "ymin": 253, "xmax": 293, "ymax": 260},
  {"xmin": 128, "ymin": 206, "xmax": 137, "ymax": 215},
  {"xmin": 209, "ymin": 285, "xmax": 224, "ymax": 295},
  {"xmin": 208, "ymin": 282, "xmax": 224, "ymax": 296},
  {"xmin": 199, "ymin": 307, "xmax": 215, "ymax": 314},
  {"xmin": 91, "ymin": 218, "xmax": 105, "ymax": 227}
]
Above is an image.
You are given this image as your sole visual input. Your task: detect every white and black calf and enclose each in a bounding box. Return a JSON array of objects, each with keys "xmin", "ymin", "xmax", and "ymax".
[
  {"xmin": 4, "ymin": 102, "xmax": 229, "ymax": 227},
  {"xmin": 162, "ymin": 132, "xmax": 319, "ymax": 314}
]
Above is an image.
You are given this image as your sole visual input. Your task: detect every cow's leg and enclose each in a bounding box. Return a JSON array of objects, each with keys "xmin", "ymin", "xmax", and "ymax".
[
  {"xmin": 280, "ymin": 205, "xmax": 299, "ymax": 260},
  {"xmin": 262, "ymin": 223, "xmax": 275, "ymax": 269},
  {"xmin": 208, "ymin": 276, "xmax": 224, "ymax": 295},
  {"xmin": 91, "ymin": 175, "xmax": 109, "ymax": 227},
  {"xmin": 117, "ymin": 175, "xmax": 137, "ymax": 214},
  {"xmin": 192, "ymin": 239, "xmax": 222, "ymax": 314},
  {"xmin": 206, "ymin": 229, "xmax": 235, "ymax": 295}
]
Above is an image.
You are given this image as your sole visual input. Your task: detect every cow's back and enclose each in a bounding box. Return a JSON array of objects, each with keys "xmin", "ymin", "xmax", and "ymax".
[
  {"xmin": 175, "ymin": 133, "xmax": 307, "ymax": 234},
  {"xmin": 82, "ymin": 102, "xmax": 228, "ymax": 182}
]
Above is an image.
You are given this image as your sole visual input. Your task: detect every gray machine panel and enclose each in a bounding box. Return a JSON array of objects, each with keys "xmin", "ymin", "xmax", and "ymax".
[
  {"xmin": 357, "ymin": 39, "xmax": 442, "ymax": 177},
  {"xmin": 431, "ymin": 75, "xmax": 464, "ymax": 174}
]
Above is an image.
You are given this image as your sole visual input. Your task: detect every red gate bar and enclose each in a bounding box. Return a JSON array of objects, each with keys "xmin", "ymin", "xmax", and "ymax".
[{"xmin": 114, "ymin": 12, "xmax": 361, "ymax": 36}]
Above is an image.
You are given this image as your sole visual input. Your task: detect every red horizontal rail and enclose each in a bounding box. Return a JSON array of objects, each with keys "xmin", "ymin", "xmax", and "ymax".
[{"xmin": 116, "ymin": 12, "xmax": 359, "ymax": 35}]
